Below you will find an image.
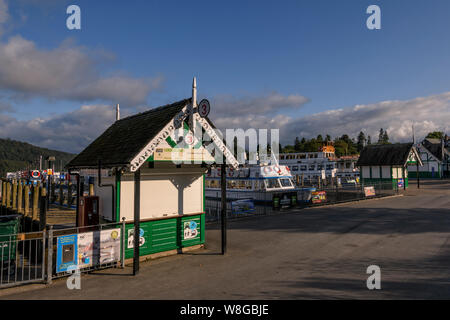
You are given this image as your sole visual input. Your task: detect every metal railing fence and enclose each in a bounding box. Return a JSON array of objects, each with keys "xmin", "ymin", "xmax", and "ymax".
[{"xmin": 205, "ymin": 181, "xmax": 399, "ymax": 223}]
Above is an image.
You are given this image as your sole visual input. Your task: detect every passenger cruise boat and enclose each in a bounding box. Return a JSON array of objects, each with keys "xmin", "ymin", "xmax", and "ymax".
[{"xmin": 205, "ymin": 164, "xmax": 302, "ymax": 203}]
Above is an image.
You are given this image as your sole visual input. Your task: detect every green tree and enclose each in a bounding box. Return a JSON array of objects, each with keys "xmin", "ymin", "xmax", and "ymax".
[
  {"xmin": 382, "ymin": 130, "xmax": 389, "ymax": 144},
  {"xmin": 378, "ymin": 128, "xmax": 384, "ymax": 144},
  {"xmin": 334, "ymin": 139, "xmax": 349, "ymax": 157},
  {"xmin": 357, "ymin": 131, "xmax": 366, "ymax": 152},
  {"xmin": 426, "ymin": 131, "xmax": 444, "ymax": 139},
  {"xmin": 294, "ymin": 137, "xmax": 301, "ymax": 151}
]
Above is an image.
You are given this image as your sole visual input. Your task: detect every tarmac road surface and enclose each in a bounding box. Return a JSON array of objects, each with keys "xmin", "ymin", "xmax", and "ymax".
[{"xmin": 1, "ymin": 180, "xmax": 450, "ymax": 299}]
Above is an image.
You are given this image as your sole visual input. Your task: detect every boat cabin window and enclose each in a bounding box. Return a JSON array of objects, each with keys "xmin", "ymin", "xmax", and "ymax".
[
  {"xmin": 206, "ymin": 179, "xmax": 220, "ymax": 189},
  {"xmin": 265, "ymin": 179, "xmax": 281, "ymax": 189},
  {"xmin": 279, "ymin": 178, "xmax": 293, "ymax": 187},
  {"xmin": 254, "ymin": 180, "xmax": 265, "ymax": 190}
]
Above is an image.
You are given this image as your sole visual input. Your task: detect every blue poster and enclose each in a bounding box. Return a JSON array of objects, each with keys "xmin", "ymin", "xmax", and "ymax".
[
  {"xmin": 231, "ymin": 199, "xmax": 255, "ymax": 214},
  {"xmin": 56, "ymin": 234, "xmax": 78, "ymax": 273}
]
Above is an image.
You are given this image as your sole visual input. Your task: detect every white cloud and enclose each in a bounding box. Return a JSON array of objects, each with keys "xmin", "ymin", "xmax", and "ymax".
[
  {"xmin": 0, "ymin": 104, "xmax": 116, "ymax": 152},
  {"xmin": 0, "ymin": 91, "xmax": 448, "ymax": 155},
  {"xmin": 0, "ymin": 36, "xmax": 163, "ymax": 106},
  {"xmin": 209, "ymin": 91, "xmax": 309, "ymax": 129},
  {"xmin": 282, "ymin": 92, "xmax": 450, "ymax": 144},
  {"xmin": 206, "ymin": 91, "xmax": 450, "ymax": 145}
]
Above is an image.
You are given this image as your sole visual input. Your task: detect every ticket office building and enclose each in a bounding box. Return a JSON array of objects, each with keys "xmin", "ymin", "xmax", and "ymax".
[{"xmin": 67, "ymin": 98, "xmax": 230, "ymax": 259}]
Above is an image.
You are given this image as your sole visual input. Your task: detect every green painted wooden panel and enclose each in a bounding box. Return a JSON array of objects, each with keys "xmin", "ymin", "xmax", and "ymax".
[{"xmin": 125, "ymin": 214, "xmax": 205, "ymax": 259}]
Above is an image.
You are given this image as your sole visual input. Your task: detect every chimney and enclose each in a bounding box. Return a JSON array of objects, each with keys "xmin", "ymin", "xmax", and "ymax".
[{"xmin": 116, "ymin": 103, "xmax": 120, "ymax": 121}]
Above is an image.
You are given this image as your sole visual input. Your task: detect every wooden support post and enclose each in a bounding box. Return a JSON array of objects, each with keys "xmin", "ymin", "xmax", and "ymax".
[
  {"xmin": 133, "ymin": 169, "xmax": 141, "ymax": 276},
  {"xmin": 24, "ymin": 185, "xmax": 30, "ymax": 217},
  {"xmin": 59, "ymin": 182, "xmax": 64, "ymax": 206},
  {"xmin": 39, "ymin": 187, "xmax": 48, "ymax": 231},
  {"xmin": 32, "ymin": 185, "xmax": 39, "ymax": 221},
  {"xmin": 12, "ymin": 180, "xmax": 17, "ymax": 211},
  {"xmin": 17, "ymin": 180, "xmax": 23, "ymax": 214},
  {"xmin": 1, "ymin": 180, "xmax": 6, "ymax": 208},
  {"xmin": 6, "ymin": 182, "xmax": 11, "ymax": 209}
]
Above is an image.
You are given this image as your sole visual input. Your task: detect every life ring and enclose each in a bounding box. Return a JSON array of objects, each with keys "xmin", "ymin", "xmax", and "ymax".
[
  {"xmin": 263, "ymin": 166, "xmax": 272, "ymax": 174},
  {"xmin": 31, "ymin": 170, "xmax": 40, "ymax": 179},
  {"xmin": 273, "ymin": 165, "xmax": 282, "ymax": 174}
]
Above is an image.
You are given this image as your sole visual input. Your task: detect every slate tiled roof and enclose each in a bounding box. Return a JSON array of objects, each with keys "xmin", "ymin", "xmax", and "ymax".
[
  {"xmin": 67, "ymin": 98, "xmax": 191, "ymax": 169},
  {"xmin": 356, "ymin": 143, "xmax": 414, "ymax": 166},
  {"xmin": 422, "ymin": 138, "xmax": 449, "ymax": 161}
]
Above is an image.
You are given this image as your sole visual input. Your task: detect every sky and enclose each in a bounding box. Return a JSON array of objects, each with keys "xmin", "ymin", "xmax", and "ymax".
[{"xmin": 0, "ymin": 0, "xmax": 449, "ymax": 152}]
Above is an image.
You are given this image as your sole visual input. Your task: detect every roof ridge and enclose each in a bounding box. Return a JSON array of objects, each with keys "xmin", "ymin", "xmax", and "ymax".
[{"xmin": 116, "ymin": 98, "xmax": 191, "ymax": 122}]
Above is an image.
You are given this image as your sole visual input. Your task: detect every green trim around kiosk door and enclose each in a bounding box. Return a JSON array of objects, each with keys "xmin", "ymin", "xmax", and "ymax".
[{"xmin": 124, "ymin": 214, "xmax": 205, "ymax": 259}]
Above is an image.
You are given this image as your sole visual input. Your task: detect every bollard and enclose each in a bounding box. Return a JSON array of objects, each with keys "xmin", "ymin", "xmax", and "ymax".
[
  {"xmin": 17, "ymin": 180, "xmax": 23, "ymax": 214},
  {"xmin": 39, "ymin": 187, "xmax": 48, "ymax": 231},
  {"xmin": 89, "ymin": 183, "xmax": 95, "ymax": 196},
  {"xmin": 32, "ymin": 185, "xmax": 39, "ymax": 221},
  {"xmin": 24, "ymin": 185, "xmax": 30, "ymax": 217},
  {"xmin": 1, "ymin": 180, "xmax": 5, "ymax": 207},
  {"xmin": 12, "ymin": 180, "xmax": 17, "ymax": 211},
  {"xmin": 6, "ymin": 182, "xmax": 11, "ymax": 210}
]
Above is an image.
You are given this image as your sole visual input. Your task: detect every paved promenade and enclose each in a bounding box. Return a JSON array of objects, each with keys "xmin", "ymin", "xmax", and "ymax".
[{"xmin": 2, "ymin": 180, "xmax": 450, "ymax": 299}]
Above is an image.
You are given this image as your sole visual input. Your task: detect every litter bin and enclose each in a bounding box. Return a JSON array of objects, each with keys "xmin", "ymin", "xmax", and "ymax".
[{"xmin": 0, "ymin": 215, "xmax": 21, "ymax": 274}]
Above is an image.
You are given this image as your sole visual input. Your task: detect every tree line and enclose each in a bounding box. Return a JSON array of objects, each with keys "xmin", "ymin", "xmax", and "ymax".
[{"xmin": 282, "ymin": 128, "xmax": 391, "ymax": 157}]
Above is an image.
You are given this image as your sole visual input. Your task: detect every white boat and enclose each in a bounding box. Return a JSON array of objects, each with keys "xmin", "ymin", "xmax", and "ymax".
[{"xmin": 205, "ymin": 164, "xmax": 315, "ymax": 204}]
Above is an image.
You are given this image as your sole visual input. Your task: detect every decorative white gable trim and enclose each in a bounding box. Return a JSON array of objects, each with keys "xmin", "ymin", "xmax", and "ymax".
[
  {"xmin": 130, "ymin": 106, "xmax": 190, "ymax": 172},
  {"xmin": 194, "ymin": 113, "xmax": 239, "ymax": 170},
  {"xmin": 129, "ymin": 105, "xmax": 239, "ymax": 172}
]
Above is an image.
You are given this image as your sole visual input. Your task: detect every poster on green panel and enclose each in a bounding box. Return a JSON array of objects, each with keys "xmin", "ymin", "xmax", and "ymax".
[
  {"xmin": 183, "ymin": 220, "xmax": 198, "ymax": 240},
  {"xmin": 127, "ymin": 227, "xmax": 146, "ymax": 249}
]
